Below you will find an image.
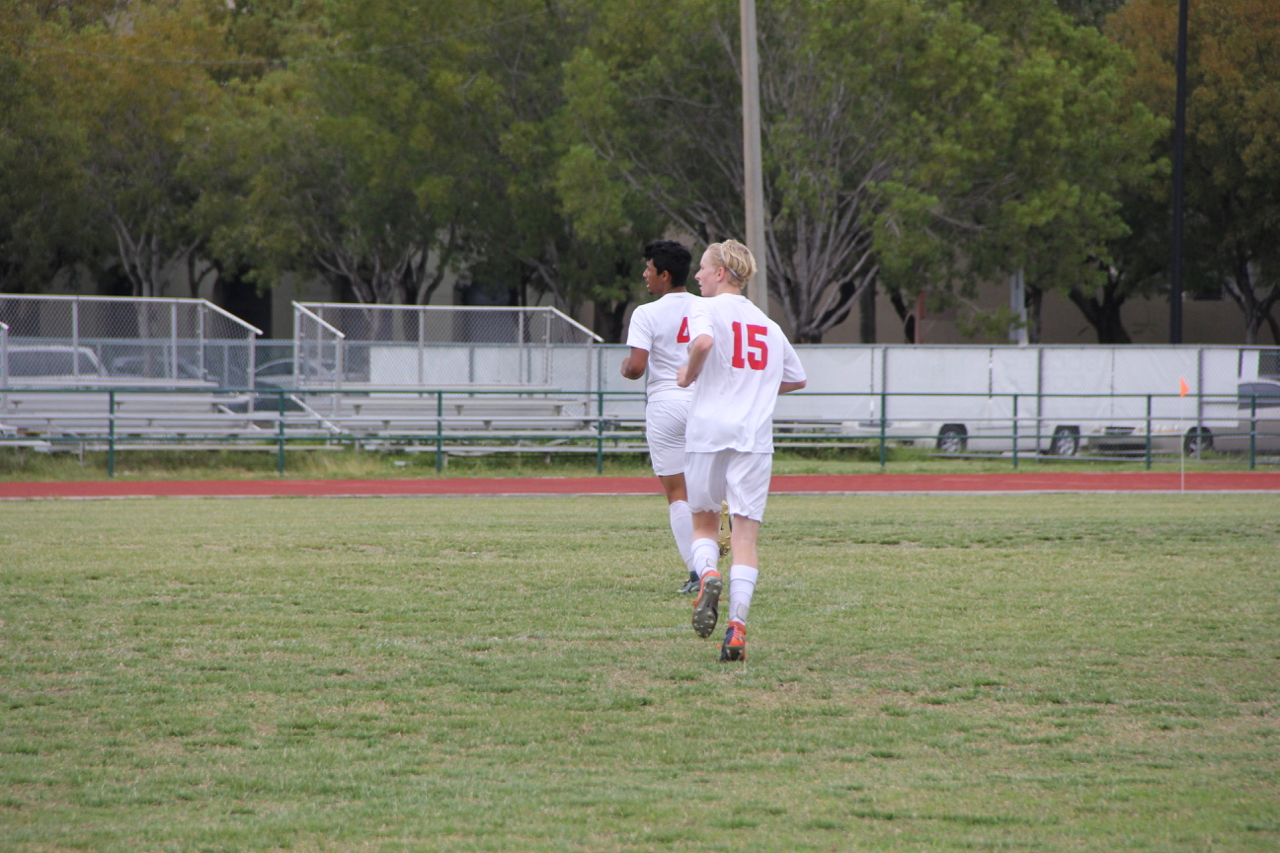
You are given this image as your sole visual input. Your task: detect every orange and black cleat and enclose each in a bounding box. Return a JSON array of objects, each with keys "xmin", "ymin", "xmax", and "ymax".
[
  {"xmin": 691, "ymin": 570, "xmax": 721, "ymax": 638},
  {"xmin": 719, "ymin": 620, "xmax": 746, "ymax": 662}
]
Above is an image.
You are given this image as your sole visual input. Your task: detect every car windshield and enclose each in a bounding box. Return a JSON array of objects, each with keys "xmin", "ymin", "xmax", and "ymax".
[{"xmin": 1238, "ymin": 383, "xmax": 1280, "ymax": 410}]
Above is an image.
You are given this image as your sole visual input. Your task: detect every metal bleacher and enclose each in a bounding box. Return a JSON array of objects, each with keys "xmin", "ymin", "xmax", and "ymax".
[
  {"xmin": 0, "ymin": 298, "xmax": 633, "ymax": 463},
  {"xmin": 322, "ymin": 392, "xmax": 594, "ymax": 436},
  {"xmin": 1, "ymin": 389, "xmax": 268, "ymax": 449}
]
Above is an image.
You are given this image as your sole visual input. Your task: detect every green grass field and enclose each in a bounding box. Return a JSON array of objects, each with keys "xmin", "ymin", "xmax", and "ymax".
[{"xmin": 2, "ymin": 494, "xmax": 1277, "ymax": 851}]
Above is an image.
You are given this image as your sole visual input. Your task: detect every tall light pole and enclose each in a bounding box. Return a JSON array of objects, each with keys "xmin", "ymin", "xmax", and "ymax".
[
  {"xmin": 1170, "ymin": 0, "xmax": 1189, "ymax": 344},
  {"xmin": 741, "ymin": 0, "xmax": 768, "ymax": 316}
]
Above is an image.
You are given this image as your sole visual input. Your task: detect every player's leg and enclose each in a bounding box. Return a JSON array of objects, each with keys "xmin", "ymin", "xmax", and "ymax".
[
  {"xmin": 718, "ymin": 452, "xmax": 771, "ymax": 662},
  {"xmin": 647, "ymin": 402, "xmax": 696, "ymax": 591},
  {"xmin": 685, "ymin": 450, "xmax": 728, "ymax": 638},
  {"xmin": 658, "ymin": 473, "xmax": 697, "ymax": 592}
]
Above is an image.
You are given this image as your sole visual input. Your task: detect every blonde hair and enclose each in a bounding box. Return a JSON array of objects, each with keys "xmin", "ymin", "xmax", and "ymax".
[{"xmin": 707, "ymin": 239, "xmax": 756, "ymax": 289}]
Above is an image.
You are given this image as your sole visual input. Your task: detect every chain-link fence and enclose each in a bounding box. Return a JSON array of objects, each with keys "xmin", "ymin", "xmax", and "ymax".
[
  {"xmin": 5, "ymin": 341, "xmax": 1278, "ymax": 471},
  {"xmin": 294, "ymin": 303, "xmax": 603, "ymax": 390},
  {"xmin": 589, "ymin": 343, "xmax": 1280, "ymax": 459},
  {"xmin": 0, "ymin": 295, "xmax": 261, "ymax": 388},
  {"xmin": 0, "ymin": 321, "xmax": 8, "ymax": 389},
  {"xmin": 764, "ymin": 344, "xmax": 1279, "ymax": 458},
  {"xmin": 290, "ymin": 304, "xmax": 345, "ymax": 391}
]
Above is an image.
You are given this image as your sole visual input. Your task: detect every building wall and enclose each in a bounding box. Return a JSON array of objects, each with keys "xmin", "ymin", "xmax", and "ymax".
[{"xmin": 813, "ymin": 281, "xmax": 1271, "ymax": 347}]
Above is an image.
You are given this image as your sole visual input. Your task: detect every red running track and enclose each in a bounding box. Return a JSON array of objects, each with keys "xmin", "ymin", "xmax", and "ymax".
[{"xmin": 1, "ymin": 471, "xmax": 1278, "ymax": 500}]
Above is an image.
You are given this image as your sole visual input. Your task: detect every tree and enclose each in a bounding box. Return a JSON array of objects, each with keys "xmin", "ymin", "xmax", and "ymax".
[
  {"xmin": 561, "ymin": 0, "xmax": 891, "ymax": 343},
  {"xmin": 561, "ymin": 0, "xmax": 1157, "ymax": 344},
  {"xmin": 872, "ymin": 0, "xmax": 1163, "ymax": 344},
  {"xmin": 0, "ymin": 0, "xmax": 118, "ymax": 293},
  {"xmin": 1112, "ymin": 0, "xmax": 1280, "ymax": 344},
  {"xmin": 460, "ymin": 0, "xmax": 663, "ymax": 341},
  {"xmin": 42, "ymin": 1, "xmax": 233, "ymax": 298},
  {"xmin": 207, "ymin": 0, "xmax": 656, "ymax": 346},
  {"xmin": 1055, "ymin": 0, "xmax": 1128, "ymax": 29},
  {"xmin": 204, "ymin": 0, "xmax": 486, "ymax": 311}
]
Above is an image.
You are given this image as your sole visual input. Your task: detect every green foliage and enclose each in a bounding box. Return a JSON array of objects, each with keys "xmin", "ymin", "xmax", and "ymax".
[
  {"xmin": 1054, "ymin": 0, "xmax": 1129, "ymax": 28},
  {"xmin": 560, "ymin": 0, "xmax": 1160, "ymax": 343},
  {"xmin": 1112, "ymin": 0, "xmax": 1280, "ymax": 344},
  {"xmin": 0, "ymin": 21, "xmax": 94, "ymax": 292},
  {"xmin": 199, "ymin": 0, "xmax": 485, "ymax": 305},
  {"xmin": 873, "ymin": 0, "xmax": 1163, "ymax": 342},
  {"xmin": 8, "ymin": 0, "xmax": 1270, "ymax": 350}
]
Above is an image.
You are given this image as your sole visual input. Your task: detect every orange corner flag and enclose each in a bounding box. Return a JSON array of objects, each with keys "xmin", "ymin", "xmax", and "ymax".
[{"xmin": 1179, "ymin": 377, "xmax": 1190, "ymax": 397}]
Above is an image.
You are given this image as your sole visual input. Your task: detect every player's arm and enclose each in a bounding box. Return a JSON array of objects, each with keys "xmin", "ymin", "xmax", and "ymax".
[
  {"xmin": 778, "ymin": 338, "xmax": 807, "ymax": 394},
  {"xmin": 620, "ymin": 347, "xmax": 649, "ymax": 380},
  {"xmin": 676, "ymin": 334, "xmax": 713, "ymax": 387}
]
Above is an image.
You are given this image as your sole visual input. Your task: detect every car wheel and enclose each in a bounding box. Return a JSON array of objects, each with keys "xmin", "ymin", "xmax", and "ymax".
[
  {"xmin": 1184, "ymin": 426, "xmax": 1213, "ymax": 455},
  {"xmin": 936, "ymin": 424, "xmax": 967, "ymax": 453},
  {"xmin": 1050, "ymin": 425, "xmax": 1080, "ymax": 457}
]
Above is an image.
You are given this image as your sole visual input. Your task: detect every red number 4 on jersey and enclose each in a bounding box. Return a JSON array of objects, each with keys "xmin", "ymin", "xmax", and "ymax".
[{"xmin": 677, "ymin": 316, "xmax": 690, "ymax": 343}]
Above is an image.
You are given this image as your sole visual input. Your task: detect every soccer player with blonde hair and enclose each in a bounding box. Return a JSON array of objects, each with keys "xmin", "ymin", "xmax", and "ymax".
[{"xmin": 676, "ymin": 239, "xmax": 806, "ymax": 661}]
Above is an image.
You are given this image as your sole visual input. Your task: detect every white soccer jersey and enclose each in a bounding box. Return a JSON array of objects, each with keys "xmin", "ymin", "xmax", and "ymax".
[
  {"xmin": 684, "ymin": 294, "xmax": 806, "ymax": 453},
  {"xmin": 625, "ymin": 291, "xmax": 697, "ymax": 403}
]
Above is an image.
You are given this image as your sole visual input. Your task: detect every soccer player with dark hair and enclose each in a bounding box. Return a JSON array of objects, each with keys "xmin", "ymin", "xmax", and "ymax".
[{"xmin": 621, "ymin": 240, "xmax": 701, "ymax": 593}]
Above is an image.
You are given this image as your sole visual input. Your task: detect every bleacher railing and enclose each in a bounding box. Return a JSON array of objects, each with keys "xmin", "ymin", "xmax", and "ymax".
[
  {"xmin": 293, "ymin": 304, "xmax": 346, "ymax": 392},
  {"xmin": 2, "ymin": 386, "xmax": 1277, "ymax": 476},
  {"xmin": 0, "ymin": 295, "xmax": 261, "ymax": 389},
  {"xmin": 293, "ymin": 302, "xmax": 604, "ymax": 391}
]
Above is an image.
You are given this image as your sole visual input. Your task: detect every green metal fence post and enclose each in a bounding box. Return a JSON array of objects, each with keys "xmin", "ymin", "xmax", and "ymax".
[
  {"xmin": 435, "ymin": 390, "xmax": 443, "ymax": 473},
  {"xmin": 107, "ymin": 389, "xmax": 116, "ymax": 478},
  {"xmin": 277, "ymin": 389, "xmax": 286, "ymax": 475},
  {"xmin": 596, "ymin": 388, "xmax": 605, "ymax": 475},
  {"xmin": 878, "ymin": 389, "xmax": 887, "ymax": 470},
  {"xmin": 1144, "ymin": 394, "xmax": 1152, "ymax": 470},
  {"xmin": 1012, "ymin": 394, "xmax": 1019, "ymax": 469},
  {"xmin": 1249, "ymin": 392, "xmax": 1257, "ymax": 470}
]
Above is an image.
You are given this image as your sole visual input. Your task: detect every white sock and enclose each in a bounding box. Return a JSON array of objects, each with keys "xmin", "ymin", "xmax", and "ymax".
[
  {"xmin": 691, "ymin": 538, "xmax": 720, "ymax": 579},
  {"xmin": 729, "ymin": 564, "xmax": 758, "ymax": 625},
  {"xmin": 668, "ymin": 501, "xmax": 695, "ymax": 572}
]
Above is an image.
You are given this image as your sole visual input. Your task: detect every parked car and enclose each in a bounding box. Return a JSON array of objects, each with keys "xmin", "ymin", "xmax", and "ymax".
[
  {"xmin": 1074, "ymin": 380, "xmax": 1280, "ymax": 456},
  {"xmin": 1183, "ymin": 380, "xmax": 1280, "ymax": 454},
  {"xmin": 108, "ymin": 355, "xmax": 219, "ymax": 384},
  {"xmin": 2, "ymin": 344, "xmax": 108, "ymax": 383},
  {"xmin": 1078, "ymin": 423, "xmax": 1187, "ymax": 455},
  {"xmin": 839, "ymin": 418, "xmax": 1086, "ymax": 456},
  {"xmin": 253, "ymin": 358, "xmax": 339, "ymax": 389}
]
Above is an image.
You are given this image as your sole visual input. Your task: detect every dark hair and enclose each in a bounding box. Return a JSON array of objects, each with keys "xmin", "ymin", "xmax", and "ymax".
[{"xmin": 643, "ymin": 240, "xmax": 692, "ymax": 289}]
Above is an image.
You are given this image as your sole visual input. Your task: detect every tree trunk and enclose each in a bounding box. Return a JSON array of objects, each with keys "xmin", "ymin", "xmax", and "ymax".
[
  {"xmin": 1025, "ymin": 284, "xmax": 1043, "ymax": 344},
  {"xmin": 887, "ymin": 288, "xmax": 914, "ymax": 343},
  {"xmin": 859, "ymin": 280, "xmax": 877, "ymax": 344},
  {"xmin": 1068, "ymin": 277, "xmax": 1132, "ymax": 344},
  {"xmin": 593, "ymin": 298, "xmax": 628, "ymax": 344}
]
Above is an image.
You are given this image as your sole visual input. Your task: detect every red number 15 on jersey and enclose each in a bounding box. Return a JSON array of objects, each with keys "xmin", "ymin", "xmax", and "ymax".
[{"xmin": 731, "ymin": 322, "xmax": 768, "ymax": 369}]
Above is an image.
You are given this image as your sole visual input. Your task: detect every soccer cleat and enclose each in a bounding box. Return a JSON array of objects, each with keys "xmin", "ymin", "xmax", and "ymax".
[
  {"xmin": 719, "ymin": 620, "xmax": 747, "ymax": 662},
  {"xmin": 691, "ymin": 570, "xmax": 722, "ymax": 638},
  {"xmin": 678, "ymin": 573, "xmax": 700, "ymax": 595}
]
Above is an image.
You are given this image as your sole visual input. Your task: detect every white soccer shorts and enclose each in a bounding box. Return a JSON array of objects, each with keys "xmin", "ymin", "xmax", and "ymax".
[
  {"xmin": 645, "ymin": 399, "xmax": 690, "ymax": 477},
  {"xmin": 685, "ymin": 449, "xmax": 773, "ymax": 522}
]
